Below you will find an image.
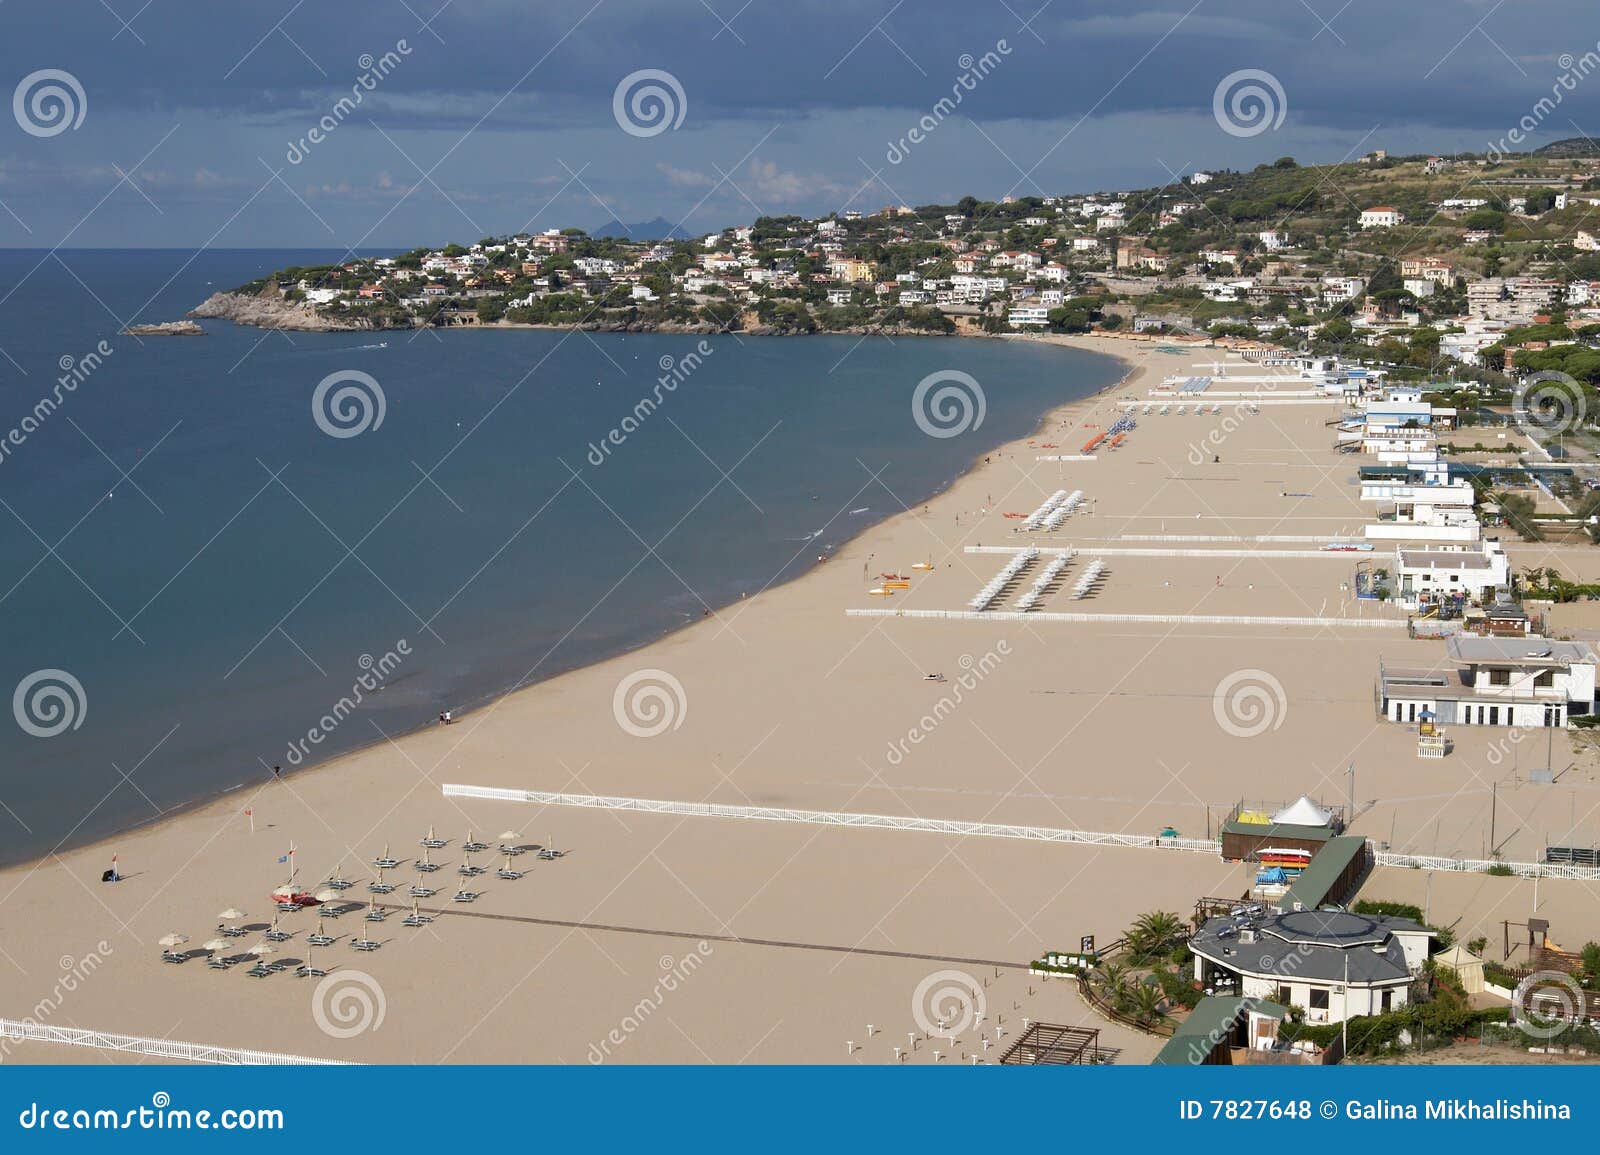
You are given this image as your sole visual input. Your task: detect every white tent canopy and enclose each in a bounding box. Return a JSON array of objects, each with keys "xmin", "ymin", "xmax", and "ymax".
[{"xmin": 1270, "ymin": 795, "xmax": 1335, "ymax": 827}]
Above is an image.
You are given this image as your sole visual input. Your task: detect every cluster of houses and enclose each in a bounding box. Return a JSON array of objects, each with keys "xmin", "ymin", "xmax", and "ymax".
[
  {"xmin": 1324, "ymin": 381, "xmax": 1600, "ymax": 732},
  {"xmin": 275, "ymin": 151, "xmax": 1600, "ymax": 364}
]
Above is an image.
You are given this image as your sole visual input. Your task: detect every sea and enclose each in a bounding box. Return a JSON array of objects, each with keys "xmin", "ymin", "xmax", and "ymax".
[{"xmin": 0, "ymin": 249, "xmax": 1121, "ymax": 866}]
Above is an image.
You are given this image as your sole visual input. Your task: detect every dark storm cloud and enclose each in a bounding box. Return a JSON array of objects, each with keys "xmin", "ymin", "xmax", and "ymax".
[{"xmin": 1, "ymin": 1, "xmax": 1597, "ymax": 244}]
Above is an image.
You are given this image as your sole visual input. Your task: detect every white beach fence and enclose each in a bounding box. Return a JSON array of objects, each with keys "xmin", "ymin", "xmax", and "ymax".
[
  {"xmin": 845, "ymin": 608, "xmax": 1405, "ymax": 628},
  {"xmin": 0, "ymin": 1019, "xmax": 350, "ymax": 1065},
  {"xmin": 440, "ymin": 786, "xmax": 1600, "ymax": 882},
  {"xmin": 442, "ymin": 784, "xmax": 1221, "ymax": 853}
]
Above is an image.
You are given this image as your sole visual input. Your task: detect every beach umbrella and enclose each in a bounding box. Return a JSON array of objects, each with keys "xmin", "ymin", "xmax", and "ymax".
[
  {"xmin": 201, "ymin": 938, "xmax": 230, "ymax": 953},
  {"xmin": 498, "ymin": 830, "xmax": 521, "ymax": 843},
  {"xmin": 218, "ymin": 907, "xmax": 245, "ymax": 920},
  {"xmin": 314, "ymin": 888, "xmax": 338, "ymax": 903},
  {"xmin": 247, "ymin": 942, "xmax": 275, "ymax": 957},
  {"xmin": 157, "ymin": 933, "xmax": 188, "ymax": 948}
]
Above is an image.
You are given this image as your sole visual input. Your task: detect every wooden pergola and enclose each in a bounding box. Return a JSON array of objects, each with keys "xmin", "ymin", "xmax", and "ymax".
[{"xmin": 998, "ymin": 1022, "xmax": 1101, "ymax": 1065}]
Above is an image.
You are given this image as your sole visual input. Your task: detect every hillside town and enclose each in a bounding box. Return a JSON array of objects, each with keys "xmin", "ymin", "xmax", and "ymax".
[
  {"xmin": 197, "ymin": 144, "xmax": 1600, "ymax": 550},
  {"xmin": 211, "ymin": 146, "xmax": 1600, "ymax": 371}
]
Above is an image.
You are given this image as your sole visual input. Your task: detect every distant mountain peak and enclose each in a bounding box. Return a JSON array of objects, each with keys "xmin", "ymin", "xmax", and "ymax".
[{"xmin": 592, "ymin": 216, "xmax": 691, "ymax": 241}]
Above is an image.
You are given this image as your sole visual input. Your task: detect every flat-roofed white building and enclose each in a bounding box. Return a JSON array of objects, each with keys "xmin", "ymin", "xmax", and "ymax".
[
  {"xmin": 1392, "ymin": 541, "xmax": 1508, "ymax": 610},
  {"xmin": 1360, "ymin": 459, "xmax": 1479, "ymax": 542},
  {"xmin": 1379, "ymin": 635, "xmax": 1597, "ymax": 728}
]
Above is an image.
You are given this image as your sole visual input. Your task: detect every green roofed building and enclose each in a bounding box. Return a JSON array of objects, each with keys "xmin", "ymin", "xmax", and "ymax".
[
  {"xmin": 1151, "ymin": 997, "xmax": 1290, "ymax": 1066},
  {"xmin": 1279, "ymin": 835, "xmax": 1370, "ymax": 913}
]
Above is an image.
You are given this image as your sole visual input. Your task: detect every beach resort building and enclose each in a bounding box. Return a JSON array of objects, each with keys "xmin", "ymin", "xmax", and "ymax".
[
  {"xmin": 1190, "ymin": 906, "xmax": 1432, "ymax": 1024},
  {"xmin": 1379, "ymin": 635, "xmax": 1597, "ymax": 728},
  {"xmin": 1390, "ymin": 540, "xmax": 1509, "ymax": 611},
  {"xmin": 1359, "ymin": 459, "xmax": 1479, "ymax": 542}
]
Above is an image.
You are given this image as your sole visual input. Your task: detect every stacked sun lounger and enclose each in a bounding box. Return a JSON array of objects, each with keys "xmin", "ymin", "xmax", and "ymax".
[
  {"xmin": 1015, "ymin": 551, "xmax": 1073, "ymax": 611},
  {"xmin": 1041, "ymin": 489, "xmax": 1085, "ymax": 531},
  {"xmin": 1021, "ymin": 490, "xmax": 1069, "ymax": 531},
  {"xmin": 968, "ymin": 548, "xmax": 1039, "ymax": 611},
  {"xmin": 1070, "ymin": 559, "xmax": 1106, "ymax": 600}
]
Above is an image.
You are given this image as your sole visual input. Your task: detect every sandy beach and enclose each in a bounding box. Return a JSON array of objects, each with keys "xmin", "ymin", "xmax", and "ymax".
[{"xmin": 5, "ymin": 333, "xmax": 1599, "ymax": 1065}]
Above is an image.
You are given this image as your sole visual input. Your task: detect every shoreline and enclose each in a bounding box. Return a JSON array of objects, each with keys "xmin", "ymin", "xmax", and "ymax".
[
  {"xmin": 10, "ymin": 326, "xmax": 1598, "ymax": 1065},
  {"xmin": 7, "ymin": 331, "xmax": 1151, "ymax": 875}
]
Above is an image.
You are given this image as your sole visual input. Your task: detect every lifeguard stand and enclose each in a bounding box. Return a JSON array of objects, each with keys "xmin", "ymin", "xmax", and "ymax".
[{"xmin": 1417, "ymin": 712, "xmax": 1449, "ymax": 758}]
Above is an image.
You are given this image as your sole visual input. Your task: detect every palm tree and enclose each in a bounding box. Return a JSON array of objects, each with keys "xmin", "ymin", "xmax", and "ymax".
[
  {"xmin": 1131, "ymin": 981, "xmax": 1167, "ymax": 1025},
  {"xmin": 1129, "ymin": 910, "xmax": 1185, "ymax": 961},
  {"xmin": 1105, "ymin": 975, "xmax": 1135, "ymax": 1014}
]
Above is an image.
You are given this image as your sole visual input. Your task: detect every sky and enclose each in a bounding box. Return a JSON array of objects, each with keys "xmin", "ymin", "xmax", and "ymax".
[{"xmin": 1, "ymin": 0, "xmax": 1598, "ymax": 247}]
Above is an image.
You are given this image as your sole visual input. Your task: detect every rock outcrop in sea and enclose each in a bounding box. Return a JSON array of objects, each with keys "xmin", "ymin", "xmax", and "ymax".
[
  {"xmin": 121, "ymin": 320, "xmax": 205, "ymax": 336},
  {"xmin": 188, "ymin": 287, "xmax": 370, "ymax": 332}
]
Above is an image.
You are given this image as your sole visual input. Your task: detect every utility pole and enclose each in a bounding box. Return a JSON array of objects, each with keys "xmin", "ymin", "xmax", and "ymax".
[
  {"xmin": 1341, "ymin": 952, "xmax": 1349, "ymax": 1059},
  {"xmin": 1347, "ymin": 763, "xmax": 1355, "ymax": 827},
  {"xmin": 1490, "ymin": 781, "xmax": 1497, "ymax": 857}
]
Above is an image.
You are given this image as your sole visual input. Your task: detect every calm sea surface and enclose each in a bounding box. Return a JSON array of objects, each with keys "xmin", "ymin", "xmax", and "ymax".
[{"xmin": 0, "ymin": 249, "xmax": 1121, "ymax": 865}]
